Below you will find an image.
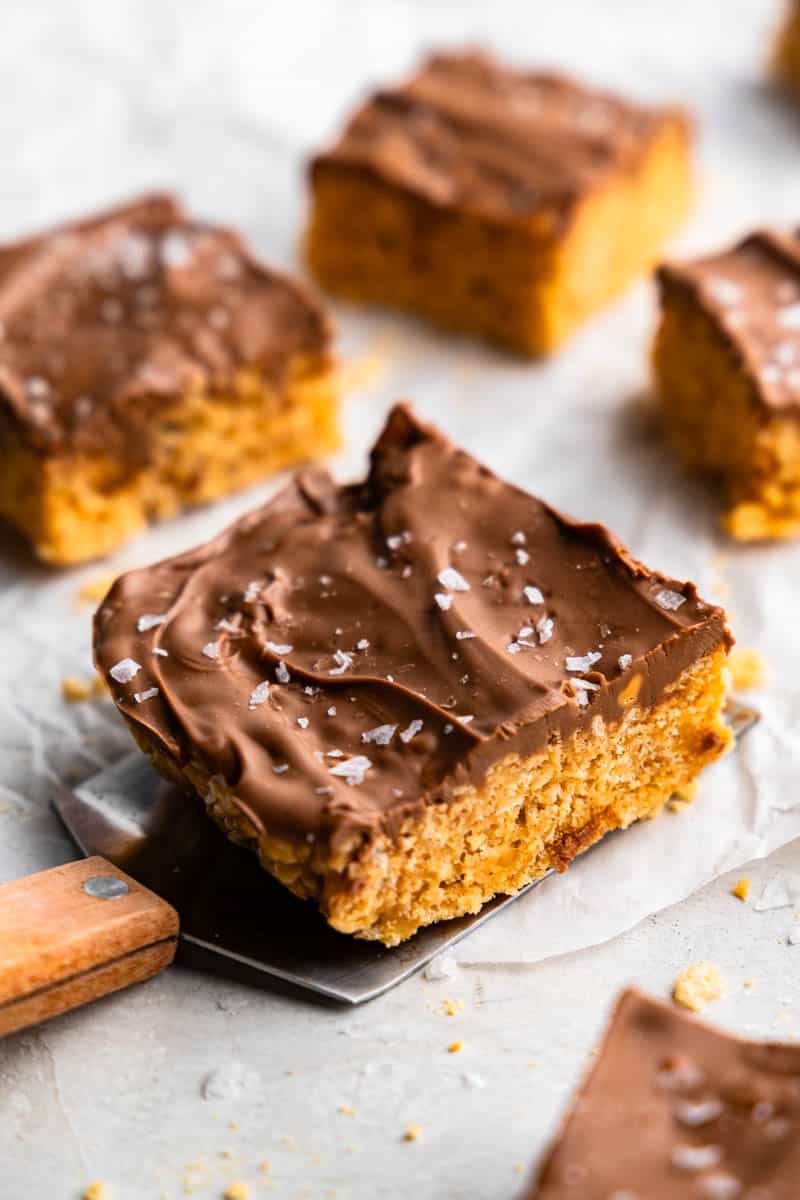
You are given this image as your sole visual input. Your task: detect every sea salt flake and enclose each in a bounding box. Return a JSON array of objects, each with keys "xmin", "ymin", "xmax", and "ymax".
[
  {"xmin": 697, "ymin": 1174, "xmax": 742, "ymax": 1199},
  {"xmin": 136, "ymin": 613, "xmax": 167, "ymax": 632},
  {"xmin": 774, "ymin": 341, "xmax": 796, "ymax": 368},
  {"xmin": 244, "ymin": 580, "xmax": 263, "ymax": 602},
  {"xmin": 423, "ymin": 954, "xmax": 457, "ymax": 981},
  {"xmin": 779, "ymin": 303, "xmax": 800, "ymax": 331},
  {"xmin": 314, "ymin": 785, "xmax": 334, "ymax": 796},
  {"xmin": 400, "ymin": 719, "xmax": 424, "ymax": 743},
  {"xmin": 133, "ymin": 687, "xmax": 159, "ymax": 703},
  {"xmin": 215, "ymin": 617, "xmax": 239, "ymax": 634},
  {"xmin": 272, "ymin": 763, "xmax": 289, "ymax": 774},
  {"xmin": 362, "ymin": 724, "xmax": 397, "ymax": 746},
  {"xmin": 356, "ymin": 639, "xmax": 370, "ymax": 650},
  {"xmin": 275, "ymin": 661, "xmax": 290, "ymax": 684},
  {"xmin": 437, "ymin": 567, "xmax": 470, "ymax": 592},
  {"xmin": 153, "ymin": 647, "xmax": 169, "ymax": 657},
  {"xmin": 707, "ymin": 278, "xmax": 742, "ymax": 307},
  {"xmin": 675, "ymin": 1098, "xmax": 724, "ymax": 1127},
  {"xmin": 327, "ymin": 706, "xmax": 337, "ymax": 717},
  {"xmin": 161, "ymin": 229, "xmax": 193, "ymax": 268},
  {"xmin": 524, "ymin": 585, "xmax": 544, "ymax": 605},
  {"xmin": 401, "ymin": 564, "xmax": 413, "ymax": 579},
  {"xmin": 655, "ymin": 588, "xmax": 686, "ymax": 611},
  {"xmin": 386, "ymin": 531, "xmax": 412, "ymax": 550},
  {"xmin": 26, "ymin": 375, "xmax": 49, "ymax": 399},
  {"xmin": 248, "ymin": 682, "xmax": 270, "ymax": 709},
  {"xmin": 566, "ymin": 651, "xmax": 602, "ymax": 672},
  {"xmin": 452, "ymin": 540, "xmax": 468, "ymax": 552},
  {"xmin": 267, "ymin": 641, "xmax": 293, "ymax": 655},
  {"xmin": 459, "ymin": 714, "xmax": 475, "ymax": 724},
  {"xmin": 202, "ymin": 641, "xmax": 221, "ymax": 659},
  {"xmin": 671, "ymin": 1144, "xmax": 722, "ymax": 1172},
  {"xmin": 330, "ymin": 649, "xmax": 354, "ymax": 676},
  {"xmin": 511, "ymin": 531, "xmax": 526, "ymax": 545},
  {"xmin": 434, "ymin": 593, "xmax": 453, "ymax": 611},
  {"xmin": 537, "ymin": 616, "xmax": 554, "ymax": 644},
  {"xmin": 618, "ymin": 653, "xmax": 633, "ymax": 670},
  {"xmin": 515, "ymin": 548, "xmax": 530, "ymax": 565},
  {"xmin": 461, "ymin": 1072, "xmax": 487, "ymax": 1090},
  {"xmin": 456, "ymin": 631, "xmax": 475, "ymax": 640},
  {"xmin": 110, "ymin": 658, "xmax": 141, "ymax": 684},
  {"xmin": 329, "ymin": 755, "xmax": 372, "ymax": 786},
  {"xmin": 297, "ymin": 717, "xmax": 309, "ymax": 729}
]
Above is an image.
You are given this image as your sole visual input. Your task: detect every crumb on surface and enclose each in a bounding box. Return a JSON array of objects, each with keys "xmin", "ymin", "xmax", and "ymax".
[
  {"xmin": 667, "ymin": 797, "xmax": 691, "ymax": 814},
  {"xmin": 731, "ymin": 877, "xmax": 751, "ymax": 902},
  {"xmin": 223, "ymin": 1185, "xmax": 250, "ymax": 1200},
  {"xmin": 62, "ymin": 676, "xmax": 93, "ymax": 703},
  {"xmin": 403, "ymin": 1123, "xmax": 423, "ymax": 1142},
  {"xmin": 258, "ymin": 1161, "xmax": 271, "ymax": 1173},
  {"xmin": 448, "ymin": 1040, "xmax": 463, "ymax": 1053},
  {"xmin": 728, "ymin": 647, "xmax": 767, "ymax": 691},
  {"xmin": 337, "ymin": 1104, "xmax": 356, "ymax": 1116},
  {"xmin": 82, "ymin": 1184, "xmax": 110, "ymax": 1200},
  {"xmin": 673, "ymin": 960, "xmax": 726, "ymax": 1012},
  {"xmin": 743, "ymin": 979, "xmax": 755, "ymax": 989},
  {"xmin": 441, "ymin": 997, "xmax": 465, "ymax": 1017}
]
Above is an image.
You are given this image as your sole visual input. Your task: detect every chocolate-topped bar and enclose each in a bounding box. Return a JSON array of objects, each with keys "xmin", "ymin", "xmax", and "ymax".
[
  {"xmin": 655, "ymin": 228, "xmax": 800, "ymax": 540},
  {"xmin": 773, "ymin": 1, "xmax": 800, "ymax": 96},
  {"xmin": 307, "ymin": 50, "xmax": 693, "ymax": 354},
  {"xmin": 525, "ymin": 989, "xmax": 800, "ymax": 1198},
  {"xmin": 0, "ymin": 193, "xmax": 339, "ymax": 564},
  {"xmin": 94, "ymin": 405, "xmax": 731, "ymax": 945}
]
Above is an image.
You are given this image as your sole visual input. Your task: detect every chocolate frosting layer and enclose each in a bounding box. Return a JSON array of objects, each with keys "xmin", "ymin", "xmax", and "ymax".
[
  {"xmin": 312, "ymin": 50, "xmax": 689, "ymax": 224},
  {"xmin": 0, "ymin": 193, "xmax": 332, "ymax": 455},
  {"xmin": 94, "ymin": 405, "xmax": 729, "ymax": 852},
  {"xmin": 527, "ymin": 989, "xmax": 800, "ymax": 1198},
  {"xmin": 659, "ymin": 227, "xmax": 800, "ymax": 416}
]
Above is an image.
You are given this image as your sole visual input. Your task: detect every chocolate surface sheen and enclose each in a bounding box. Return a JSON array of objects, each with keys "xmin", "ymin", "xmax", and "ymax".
[
  {"xmin": 94, "ymin": 405, "xmax": 729, "ymax": 852},
  {"xmin": 527, "ymin": 989, "xmax": 800, "ymax": 1198},
  {"xmin": 0, "ymin": 193, "xmax": 331, "ymax": 455},
  {"xmin": 312, "ymin": 50, "xmax": 688, "ymax": 223},
  {"xmin": 659, "ymin": 227, "xmax": 800, "ymax": 416}
]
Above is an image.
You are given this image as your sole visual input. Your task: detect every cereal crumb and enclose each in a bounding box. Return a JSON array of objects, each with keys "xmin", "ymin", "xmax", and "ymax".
[
  {"xmin": 447, "ymin": 1040, "xmax": 463, "ymax": 1054},
  {"xmin": 223, "ymin": 1185, "xmax": 250, "ymax": 1200},
  {"xmin": 62, "ymin": 676, "xmax": 93, "ymax": 703},
  {"xmin": 673, "ymin": 961, "xmax": 726, "ymax": 1012},
  {"xmin": 743, "ymin": 979, "xmax": 755, "ymax": 989},
  {"xmin": 227, "ymin": 1121, "xmax": 238, "ymax": 1131},
  {"xmin": 731, "ymin": 877, "xmax": 751, "ymax": 902},
  {"xmin": 338, "ymin": 1104, "xmax": 356, "ymax": 1116},
  {"xmin": 728, "ymin": 647, "xmax": 767, "ymax": 691},
  {"xmin": 667, "ymin": 798, "xmax": 690, "ymax": 814},
  {"xmin": 258, "ymin": 1162, "xmax": 271, "ymax": 1174},
  {"xmin": 441, "ymin": 997, "xmax": 465, "ymax": 1017},
  {"xmin": 403, "ymin": 1123, "xmax": 423, "ymax": 1142},
  {"xmin": 82, "ymin": 1185, "xmax": 110, "ymax": 1200}
]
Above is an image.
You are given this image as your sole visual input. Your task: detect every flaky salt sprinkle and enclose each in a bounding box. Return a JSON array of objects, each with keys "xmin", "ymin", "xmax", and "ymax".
[
  {"xmin": 133, "ymin": 687, "xmax": 159, "ymax": 703},
  {"xmin": 362, "ymin": 724, "xmax": 397, "ymax": 746},
  {"xmin": 329, "ymin": 755, "xmax": 372, "ymax": 786},
  {"xmin": 244, "ymin": 580, "xmax": 263, "ymax": 602},
  {"xmin": 248, "ymin": 682, "xmax": 270, "ymax": 709},
  {"xmin": 202, "ymin": 641, "xmax": 221, "ymax": 660},
  {"xmin": 779, "ymin": 303, "xmax": 800, "ymax": 331},
  {"xmin": 136, "ymin": 613, "xmax": 167, "ymax": 632},
  {"xmin": 400, "ymin": 719, "xmax": 424, "ymax": 743},
  {"xmin": 327, "ymin": 706, "xmax": 337, "ymax": 717},
  {"xmin": 459, "ymin": 714, "xmax": 475, "ymax": 724},
  {"xmin": 215, "ymin": 617, "xmax": 240, "ymax": 634},
  {"xmin": 456, "ymin": 631, "xmax": 475, "ymax": 640},
  {"xmin": 537, "ymin": 616, "xmax": 554, "ymax": 644},
  {"xmin": 267, "ymin": 640, "xmax": 293, "ymax": 655},
  {"xmin": 275, "ymin": 661, "xmax": 290, "ymax": 684},
  {"xmin": 437, "ymin": 567, "xmax": 470, "ymax": 592},
  {"xmin": 386, "ymin": 531, "xmax": 412, "ymax": 550},
  {"xmin": 707, "ymin": 277, "xmax": 742, "ymax": 307},
  {"xmin": 671, "ymin": 1144, "xmax": 722, "ymax": 1172},
  {"xmin": 655, "ymin": 588, "xmax": 686, "ymax": 611},
  {"xmin": 434, "ymin": 593, "xmax": 453, "ymax": 611},
  {"xmin": 273, "ymin": 763, "xmax": 289, "ymax": 774},
  {"xmin": 153, "ymin": 647, "xmax": 169, "ymax": 657},
  {"xmin": 356, "ymin": 639, "xmax": 370, "ymax": 650},
  {"xmin": 297, "ymin": 717, "xmax": 309, "ymax": 729},
  {"xmin": 329, "ymin": 649, "xmax": 354, "ymax": 676},
  {"xmin": 511, "ymin": 531, "xmax": 526, "ymax": 545},
  {"xmin": 523, "ymin": 585, "xmax": 544, "ymax": 605},
  {"xmin": 565, "ymin": 651, "xmax": 601, "ymax": 672},
  {"xmin": 110, "ymin": 658, "xmax": 141, "ymax": 684},
  {"xmin": 618, "ymin": 653, "xmax": 633, "ymax": 670},
  {"xmin": 515, "ymin": 548, "xmax": 530, "ymax": 566}
]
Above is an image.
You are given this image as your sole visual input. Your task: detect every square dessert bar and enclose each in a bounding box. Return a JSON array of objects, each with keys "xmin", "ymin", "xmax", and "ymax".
[
  {"xmin": 94, "ymin": 405, "xmax": 731, "ymax": 946},
  {"xmin": 655, "ymin": 228, "xmax": 800, "ymax": 540},
  {"xmin": 773, "ymin": 1, "xmax": 800, "ymax": 96},
  {"xmin": 524, "ymin": 989, "xmax": 800, "ymax": 1198},
  {"xmin": 306, "ymin": 50, "xmax": 693, "ymax": 355},
  {"xmin": 0, "ymin": 194, "xmax": 339, "ymax": 565}
]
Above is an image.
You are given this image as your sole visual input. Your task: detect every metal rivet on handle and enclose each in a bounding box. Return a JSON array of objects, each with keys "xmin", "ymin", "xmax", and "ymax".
[{"xmin": 83, "ymin": 875, "xmax": 129, "ymax": 900}]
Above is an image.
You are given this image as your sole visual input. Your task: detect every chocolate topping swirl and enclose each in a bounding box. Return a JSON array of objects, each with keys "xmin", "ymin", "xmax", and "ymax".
[
  {"xmin": 312, "ymin": 50, "xmax": 689, "ymax": 225},
  {"xmin": 0, "ymin": 193, "xmax": 331, "ymax": 456},
  {"xmin": 94, "ymin": 406, "xmax": 729, "ymax": 852}
]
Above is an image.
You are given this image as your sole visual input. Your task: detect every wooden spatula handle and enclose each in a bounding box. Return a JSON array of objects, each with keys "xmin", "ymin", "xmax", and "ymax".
[{"xmin": 0, "ymin": 856, "xmax": 178, "ymax": 1037}]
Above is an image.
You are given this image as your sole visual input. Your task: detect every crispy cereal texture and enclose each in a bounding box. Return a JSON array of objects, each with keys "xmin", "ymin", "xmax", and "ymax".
[
  {"xmin": 653, "ymin": 286, "xmax": 800, "ymax": 540},
  {"xmin": 130, "ymin": 647, "xmax": 729, "ymax": 946},
  {"xmin": 307, "ymin": 120, "xmax": 692, "ymax": 356},
  {"xmin": 0, "ymin": 357, "xmax": 339, "ymax": 565}
]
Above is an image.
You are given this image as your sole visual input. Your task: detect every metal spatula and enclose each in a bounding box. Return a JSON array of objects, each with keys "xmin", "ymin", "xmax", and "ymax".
[{"xmin": 1, "ymin": 701, "xmax": 757, "ymax": 1030}]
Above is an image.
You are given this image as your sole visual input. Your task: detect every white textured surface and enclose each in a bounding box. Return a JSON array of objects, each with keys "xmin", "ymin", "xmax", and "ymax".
[{"xmin": 2, "ymin": 1, "xmax": 800, "ymax": 1196}]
